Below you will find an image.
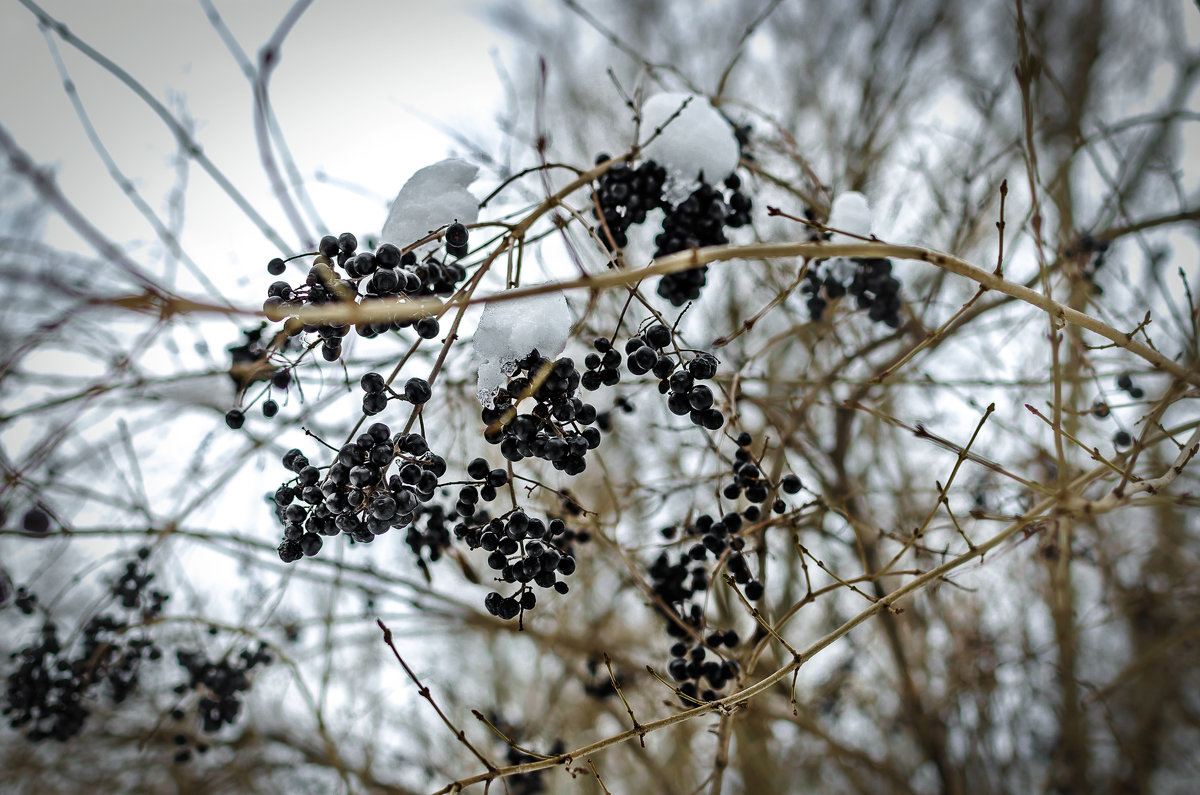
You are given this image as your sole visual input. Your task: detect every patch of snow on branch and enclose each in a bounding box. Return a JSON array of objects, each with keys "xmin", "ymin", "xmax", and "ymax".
[
  {"xmin": 381, "ymin": 158, "xmax": 479, "ymax": 251},
  {"xmin": 474, "ymin": 287, "xmax": 572, "ymax": 408},
  {"xmin": 823, "ymin": 191, "xmax": 874, "ymax": 281},
  {"xmin": 640, "ymin": 92, "xmax": 739, "ymax": 204},
  {"xmin": 827, "ymin": 191, "xmax": 872, "ymax": 242}
]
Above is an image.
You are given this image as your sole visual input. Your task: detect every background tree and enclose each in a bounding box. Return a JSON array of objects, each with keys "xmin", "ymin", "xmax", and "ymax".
[{"xmin": 2, "ymin": 1, "xmax": 1198, "ymax": 793}]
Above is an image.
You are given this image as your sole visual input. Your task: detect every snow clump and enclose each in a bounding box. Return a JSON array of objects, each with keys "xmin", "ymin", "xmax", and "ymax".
[
  {"xmin": 826, "ymin": 191, "xmax": 872, "ymax": 242},
  {"xmin": 381, "ymin": 158, "xmax": 479, "ymax": 251},
  {"xmin": 474, "ymin": 287, "xmax": 573, "ymax": 409},
  {"xmin": 640, "ymin": 92, "xmax": 739, "ymax": 204},
  {"xmin": 822, "ymin": 191, "xmax": 874, "ymax": 283}
]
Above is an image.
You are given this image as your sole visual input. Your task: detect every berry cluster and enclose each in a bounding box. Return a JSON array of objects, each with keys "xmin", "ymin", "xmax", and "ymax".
[
  {"xmin": 2, "ymin": 555, "xmax": 168, "ymax": 743},
  {"xmin": 647, "ymin": 517, "xmax": 756, "ymax": 707},
  {"xmin": 1116, "ymin": 372, "xmax": 1145, "ymax": 400},
  {"xmin": 591, "ymin": 155, "xmax": 752, "ymax": 306},
  {"xmin": 580, "ymin": 337, "xmax": 624, "ymax": 391},
  {"xmin": 226, "ymin": 323, "xmax": 278, "ymax": 391},
  {"xmin": 1093, "ymin": 374, "xmax": 1144, "ymax": 448},
  {"xmin": 169, "ymin": 644, "xmax": 273, "ymax": 763},
  {"xmin": 1111, "ymin": 372, "xmax": 1145, "ymax": 449},
  {"xmin": 615, "ymin": 322, "xmax": 725, "ymax": 431},
  {"xmin": 359, "ymin": 371, "xmax": 433, "ymax": 416},
  {"xmin": 803, "ymin": 257, "xmax": 903, "ymax": 328},
  {"xmin": 477, "ymin": 714, "xmax": 563, "ymax": 794},
  {"xmin": 504, "ymin": 740, "xmax": 563, "ymax": 795},
  {"xmin": 458, "ymin": 456, "xmax": 512, "ymax": 517},
  {"xmin": 454, "ymin": 509, "xmax": 585, "ymax": 621},
  {"xmin": 1065, "ymin": 231, "xmax": 1111, "ymax": 289},
  {"xmin": 666, "ymin": 626, "xmax": 742, "ymax": 706},
  {"xmin": 592, "ymin": 156, "xmax": 668, "ymax": 249},
  {"xmin": 648, "ymin": 435, "xmax": 806, "ymax": 703},
  {"xmin": 273, "ymin": 427, "xmax": 445, "ymax": 562},
  {"xmin": 262, "ymin": 230, "xmax": 469, "ymax": 361},
  {"xmin": 480, "ymin": 352, "xmax": 601, "ymax": 476},
  {"xmin": 581, "ymin": 655, "xmax": 631, "ymax": 700},
  {"xmin": 624, "ymin": 323, "xmax": 674, "ymax": 377},
  {"xmin": 225, "ymin": 322, "xmax": 298, "ymax": 427},
  {"xmin": 402, "ymin": 500, "xmax": 468, "ymax": 568},
  {"xmin": 723, "ymin": 431, "xmax": 802, "ymax": 516},
  {"xmin": 654, "ymin": 174, "xmax": 752, "ymax": 306},
  {"xmin": 661, "ymin": 351, "xmax": 725, "ymax": 431},
  {"xmin": 13, "ymin": 586, "xmax": 38, "ymax": 615}
]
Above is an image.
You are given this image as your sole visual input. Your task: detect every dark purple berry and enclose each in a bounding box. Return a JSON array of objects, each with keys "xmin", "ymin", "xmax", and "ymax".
[
  {"xmin": 416, "ymin": 317, "xmax": 440, "ymax": 339},
  {"xmin": 404, "ymin": 377, "xmax": 432, "ymax": 404}
]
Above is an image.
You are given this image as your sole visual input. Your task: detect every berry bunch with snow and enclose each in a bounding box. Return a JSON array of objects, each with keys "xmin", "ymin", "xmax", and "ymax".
[
  {"xmin": 802, "ymin": 192, "xmax": 904, "ymax": 328},
  {"xmin": 591, "ymin": 92, "xmax": 752, "ymax": 306},
  {"xmin": 480, "ymin": 351, "xmax": 602, "ymax": 475},
  {"xmin": 653, "ymin": 174, "xmax": 752, "ymax": 306},
  {"xmin": 592, "ymin": 157, "xmax": 669, "ymax": 249},
  {"xmin": 235, "ymin": 135, "xmax": 814, "ymax": 635}
]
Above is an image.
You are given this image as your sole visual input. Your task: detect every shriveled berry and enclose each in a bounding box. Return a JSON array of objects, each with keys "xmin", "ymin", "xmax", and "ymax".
[{"xmin": 688, "ymin": 353, "xmax": 719, "ymax": 380}]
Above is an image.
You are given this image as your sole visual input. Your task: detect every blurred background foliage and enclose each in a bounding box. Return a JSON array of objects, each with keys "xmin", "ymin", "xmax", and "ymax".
[{"xmin": 1, "ymin": 0, "xmax": 1198, "ymax": 793}]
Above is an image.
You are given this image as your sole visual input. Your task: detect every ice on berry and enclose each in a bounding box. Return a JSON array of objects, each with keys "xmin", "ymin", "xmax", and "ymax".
[
  {"xmin": 640, "ymin": 92, "xmax": 739, "ymax": 204},
  {"xmin": 474, "ymin": 287, "xmax": 573, "ymax": 408},
  {"xmin": 381, "ymin": 158, "xmax": 479, "ymax": 251},
  {"xmin": 827, "ymin": 191, "xmax": 872, "ymax": 243}
]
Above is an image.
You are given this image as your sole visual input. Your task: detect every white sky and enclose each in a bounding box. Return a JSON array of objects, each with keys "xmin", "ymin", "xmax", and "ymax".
[{"xmin": 0, "ymin": 0, "xmax": 509, "ymax": 277}]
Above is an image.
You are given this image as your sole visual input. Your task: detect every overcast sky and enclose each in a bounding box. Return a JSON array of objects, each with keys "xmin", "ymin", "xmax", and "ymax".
[{"xmin": 1, "ymin": 0, "xmax": 512, "ymax": 279}]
